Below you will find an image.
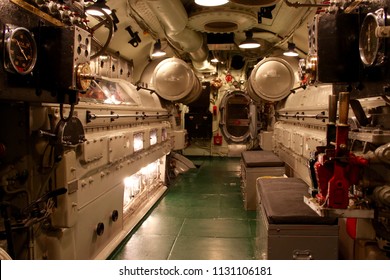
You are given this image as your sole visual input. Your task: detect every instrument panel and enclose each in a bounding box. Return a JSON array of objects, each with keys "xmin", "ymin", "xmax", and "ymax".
[
  {"xmin": 0, "ymin": 0, "xmax": 93, "ymax": 104},
  {"xmin": 359, "ymin": 8, "xmax": 387, "ymax": 66},
  {"xmin": 3, "ymin": 25, "xmax": 38, "ymax": 75}
]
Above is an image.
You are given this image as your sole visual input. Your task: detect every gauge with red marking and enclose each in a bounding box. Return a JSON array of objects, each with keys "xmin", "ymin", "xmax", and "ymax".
[{"xmin": 5, "ymin": 27, "xmax": 37, "ymax": 75}]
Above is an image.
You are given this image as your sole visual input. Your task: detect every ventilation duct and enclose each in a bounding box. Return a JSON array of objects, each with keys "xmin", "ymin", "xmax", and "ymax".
[{"xmin": 146, "ymin": 0, "xmax": 209, "ymax": 70}]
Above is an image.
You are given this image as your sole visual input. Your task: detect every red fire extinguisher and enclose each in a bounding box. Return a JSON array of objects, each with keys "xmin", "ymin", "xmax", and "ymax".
[{"xmin": 214, "ymin": 133, "xmax": 222, "ymax": 145}]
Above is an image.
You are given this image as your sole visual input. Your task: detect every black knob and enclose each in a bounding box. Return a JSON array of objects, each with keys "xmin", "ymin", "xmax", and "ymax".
[
  {"xmin": 111, "ymin": 210, "xmax": 119, "ymax": 222},
  {"xmin": 96, "ymin": 222, "xmax": 105, "ymax": 236}
]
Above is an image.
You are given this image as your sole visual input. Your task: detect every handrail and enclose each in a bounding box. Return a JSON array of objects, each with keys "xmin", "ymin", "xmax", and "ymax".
[
  {"xmin": 86, "ymin": 110, "xmax": 171, "ymax": 123},
  {"xmin": 277, "ymin": 112, "xmax": 329, "ymax": 121}
]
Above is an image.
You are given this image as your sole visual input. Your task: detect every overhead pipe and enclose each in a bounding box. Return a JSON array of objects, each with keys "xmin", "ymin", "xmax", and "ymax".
[
  {"xmin": 283, "ymin": 0, "xmax": 331, "ymax": 8},
  {"xmin": 278, "ymin": 112, "xmax": 329, "ymax": 120},
  {"xmin": 146, "ymin": 0, "xmax": 209, "ymax": 69}
]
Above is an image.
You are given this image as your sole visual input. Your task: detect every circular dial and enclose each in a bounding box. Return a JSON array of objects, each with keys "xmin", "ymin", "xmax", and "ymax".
[
  {"xmin": 5, "ymin": 27, "xmax": 37, "ymax": 75},
  {"xmin": 359, "ymin": 13, "xmax": 381, "ymax": 66}
]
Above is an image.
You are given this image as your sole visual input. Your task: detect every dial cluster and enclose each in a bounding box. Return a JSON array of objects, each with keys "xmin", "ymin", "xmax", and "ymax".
[{"xmin": 4, "ymin": 26, "xmax": 37, "ymax": 75}]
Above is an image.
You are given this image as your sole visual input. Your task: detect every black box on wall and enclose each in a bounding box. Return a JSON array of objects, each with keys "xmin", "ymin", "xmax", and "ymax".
[
  {"xmin": 185, "ymin": 111, "xmax": 212, "ymax": 140},
  {"xmin": 317, "ymin": 13, "xmax": 360, "ymax": 83}
]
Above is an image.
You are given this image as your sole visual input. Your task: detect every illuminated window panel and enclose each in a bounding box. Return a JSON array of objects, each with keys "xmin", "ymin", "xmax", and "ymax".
[
  {"xmin": 150, "ymin": 129, "xmax": 158, "ymax": 146},
  {"xmin": 162, "ymin": 128, "xmax": 167, "ymax": 141},
  {"xmin": 141, "ymin": 161, "xmax": 159, "ymax": 185},
  {"xmin": 133, "ymin": 132, "xmax": 144, "ymax": 152},
  {"xmin": 123, "ymin": 174, "xmax": 141, "ymax": 212},
  {"xmin": 122, "ymin": 158, "xmax": 164, "ymax": 215},
  {"xmin": 82, "ymin": 79, "xmax": 137, "ymax": 104}
]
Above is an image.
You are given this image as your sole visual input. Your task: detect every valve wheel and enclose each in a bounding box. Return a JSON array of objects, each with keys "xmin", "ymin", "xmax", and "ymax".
[{"xmin": 85, "ymin": 7, "xmax": 114, "ymax": 59}]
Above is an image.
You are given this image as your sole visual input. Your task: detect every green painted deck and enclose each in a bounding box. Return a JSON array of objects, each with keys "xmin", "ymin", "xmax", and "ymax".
[{"xmin": 110, "ymin": 156, "xmax": 257, "ymax": 260}]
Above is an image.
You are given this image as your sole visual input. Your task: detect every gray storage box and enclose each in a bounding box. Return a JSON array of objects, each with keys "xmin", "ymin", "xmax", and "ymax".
[
  {"xmin": 255, "ymin": 177, "xmax": 339, "ymax": 260},
  {"xmin": 240, "ymin": 151, "xmax": 285, "ymax": 210}
]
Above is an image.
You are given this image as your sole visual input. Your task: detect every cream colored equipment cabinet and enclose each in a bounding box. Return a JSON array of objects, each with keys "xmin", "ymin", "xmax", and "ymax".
[{"xmin": 240, "ymin": 151, "xmax": 285, "ymax": 210}]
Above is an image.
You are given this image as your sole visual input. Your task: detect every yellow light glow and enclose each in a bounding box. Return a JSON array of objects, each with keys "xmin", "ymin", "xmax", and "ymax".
[
  {"xmin": 133, "ymin": 133, "xmax": 144, "ymax": 151},
  {"xmin": 150, "ymin": 129, "xmax": 157, "ymax": 145},
  {"xmin": 122, "ymin": 158, "xmax": 164, "ymax": 213},
  {"xmin": 162, "ymin": 128, "xmax": 167, "ymax": 141},
  {"xmin": 123, "ymin": 174, "xmax": 141, "ymax": 210}
]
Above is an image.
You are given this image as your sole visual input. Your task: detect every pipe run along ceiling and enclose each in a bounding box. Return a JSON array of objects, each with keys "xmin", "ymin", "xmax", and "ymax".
[{"xmin": 103, "ymin": 0, "xmax": 315, "ymax": 77}]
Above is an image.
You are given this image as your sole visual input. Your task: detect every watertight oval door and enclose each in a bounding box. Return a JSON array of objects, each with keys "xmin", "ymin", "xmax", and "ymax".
[{"xmin": 219, "ymin": 90, "xmax": 253, "ymax": 143}]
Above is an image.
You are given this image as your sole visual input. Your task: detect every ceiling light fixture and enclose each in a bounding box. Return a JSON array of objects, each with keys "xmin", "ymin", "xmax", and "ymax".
[
  {"xmin": 239, "ymin": 31, "xmax": 260, "ymax": 49},
  {"xmin": 151, "ymin": 40, "xmax": 166, "ymax": 58},
  {"xmin": 195, "ymin": 0, "xmax": 229, "ymax": 7},
  {"xmin": 283, "ymin": 42, "xmax": 299, "ymax": 57},
  {"xmin": 85, "ymin": 0, "xmax": 112, "ymax": 16},
  {"xmin": 210, "ymin": 51, "xmax": 219, "ymax": 63}
]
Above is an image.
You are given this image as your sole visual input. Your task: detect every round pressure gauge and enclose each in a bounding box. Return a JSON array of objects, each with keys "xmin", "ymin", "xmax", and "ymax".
[
  {"xmin": 4, "ymin": 27, "xmax": 38, "ymax": 75},
  {"xmin": 359, "ymin": 9, "xmax": 387, "ymax": 66}
]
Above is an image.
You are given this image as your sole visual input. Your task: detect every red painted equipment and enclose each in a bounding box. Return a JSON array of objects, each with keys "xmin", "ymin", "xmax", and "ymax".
[
  {"xmin": 314, "ymin": 92, "xmax": 368, "ymax": 208},
  {"xmin": 213, "ymin": 133, "xmax": 222, "ymax": 145}
]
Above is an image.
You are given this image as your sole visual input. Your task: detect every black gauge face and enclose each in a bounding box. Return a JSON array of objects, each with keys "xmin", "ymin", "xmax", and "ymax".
[
  {"xmin": 6, "ymin": 27, "xmax": 37, "ymax": 75},
  {"xmin": 359, "ymin": 14, "xmax": 380, "ymax": 66}
]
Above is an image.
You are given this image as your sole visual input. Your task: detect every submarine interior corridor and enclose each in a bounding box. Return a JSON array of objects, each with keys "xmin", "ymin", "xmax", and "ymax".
[
  {"xmin": 110, "ymin": 157, "xmax": 257, "ymax": 260},
  {"xmin": 2, "ymin": 0, "xmax": 390, "ymax": 262}
]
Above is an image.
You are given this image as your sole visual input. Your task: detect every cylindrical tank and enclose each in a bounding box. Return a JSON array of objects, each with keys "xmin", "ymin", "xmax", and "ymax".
[
  {"xmin": 149, "ymin": 58, "xmax": 202, "ymax": 104},
  {"xmin": 247, "ymin": 57, "xmax": 296, "ymax": 102},
  {"xmin": 138, "ymin": 58, "xmax": 164, "ymax": 89}
]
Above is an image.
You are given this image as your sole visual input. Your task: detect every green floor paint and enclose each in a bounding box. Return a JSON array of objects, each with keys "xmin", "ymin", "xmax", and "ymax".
[{"xmin": 111, "ymin": 157, "xmax": 256, "ymax": 260}]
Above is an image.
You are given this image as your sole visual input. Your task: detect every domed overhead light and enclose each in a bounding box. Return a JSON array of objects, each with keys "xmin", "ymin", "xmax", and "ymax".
[
  {"xmin": 195, "ymin": 0, "xmax": 229, "ymax": 7},
  {"xmin": 209, "ymin": 51, "xmax": 220, "ymax": 63},
  {"xmin": 283, "ymin": 42, "xmax": 299, "ymax": 57},
  {"xmin": 239, "ymin": 31, "xmax": 260, "ymax": 49},
  {"xmin": 210, "ymin": 53, "xmax": 219, "ymax": 63},
  {"xmin": 85, "ymin": 0, "xmax": 112, "ymax": 16},
  {"xmin": 151, "ymin": 40, "xmax": 166, "ymax": 58}
]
